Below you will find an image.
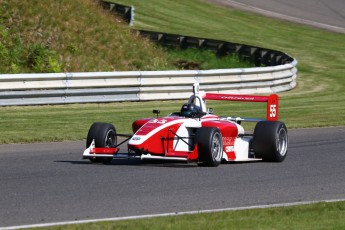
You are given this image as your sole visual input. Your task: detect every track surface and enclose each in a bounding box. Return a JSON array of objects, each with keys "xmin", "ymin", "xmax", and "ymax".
[
  {"xmin": 208, "ymin": 0, "xmax": 345, "ymax": 33},
  {"xmin": 0, "ymin": 127, "xmax": 345, "ymax": 227}
]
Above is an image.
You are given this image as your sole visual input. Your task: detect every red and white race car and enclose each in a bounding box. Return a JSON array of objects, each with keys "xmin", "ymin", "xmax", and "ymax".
[{"xmin": 83, "ymin": 83, "xmax": 288, "ymax": 166}]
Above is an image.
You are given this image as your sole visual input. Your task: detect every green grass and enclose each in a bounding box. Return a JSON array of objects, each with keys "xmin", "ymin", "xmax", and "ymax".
[
  {"xmin": 0, "ymin": 101, "xmax": 177, "ymax": 143},
  {"xmin": 0, "ymin": 0, "xmax": 175, "ymax": 73},
  {"xmin": 165, "ymin": 47, "xmax": 255, "ymax": 69},
  {"xmin": 33, "ymin": 201, "xmax": 345, "ymax": 229}
]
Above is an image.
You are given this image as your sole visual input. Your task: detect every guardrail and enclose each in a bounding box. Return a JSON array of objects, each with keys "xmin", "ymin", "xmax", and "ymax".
[
  {"xmin": 137, "ymin": 30, "xmax": 294, "ymax": 67},
  {"xmin": 0, "ymin": 1, "xmax": 297, "ymax": 106},
  {"xmin": 0, "ymin": 63, "xmax": 297, "ymax": 106}
]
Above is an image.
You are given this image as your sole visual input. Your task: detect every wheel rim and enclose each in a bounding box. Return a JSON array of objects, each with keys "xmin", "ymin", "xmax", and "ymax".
[
  {"xmin": 104, "ymin": 130, "xmax": 116, "ymax": 147},
  {"xmin": 211, "ymin": 132, "xmax": 222, "ymax": 161},
  {"xmin": 276, "ymin": 128, "xmax": 288, "ymax": 156}
]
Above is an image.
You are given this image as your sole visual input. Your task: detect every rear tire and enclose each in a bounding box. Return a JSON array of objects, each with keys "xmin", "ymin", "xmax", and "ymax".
[
  {"xmin": 195, "ymin": 127, "xmax": 223, "ymax": 167},
  {"xmin": 253, "ymin": 121, "xmax": 288, "ymax": 162},
  {"xmin": 86, "ymin": 122, "xmax": 117, "ymax": 164}
]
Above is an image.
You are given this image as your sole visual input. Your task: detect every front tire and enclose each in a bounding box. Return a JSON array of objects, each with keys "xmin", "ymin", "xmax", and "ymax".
[
  {"xmin": 253, "ymin": 121, "xmax": 288, "ymax": 162},
  {"xmin": 195, "ymin": 127, "xmax": 223, "ymax": 167},
  {"xmin": 86, "ymin": 122, "xmax": 117, "ymax": 164}
]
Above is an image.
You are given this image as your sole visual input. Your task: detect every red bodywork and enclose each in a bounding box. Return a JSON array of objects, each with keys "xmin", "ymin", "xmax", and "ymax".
[{"xmin": 128, "ymin": 115, "xmax": 239, "ymax": 161}]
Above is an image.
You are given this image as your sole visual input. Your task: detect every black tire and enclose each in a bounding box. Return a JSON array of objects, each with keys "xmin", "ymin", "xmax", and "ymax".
[
  {"xmin": 253, "ymin": 121, "xmax": 288, "ymax": 162},
  {"xmin": 86, "ymin": 122, "xmax": 117, "ymax": 164},
  {"xmin": 195, "ymin": 127, "xmax": 223, "ymax": 167}
]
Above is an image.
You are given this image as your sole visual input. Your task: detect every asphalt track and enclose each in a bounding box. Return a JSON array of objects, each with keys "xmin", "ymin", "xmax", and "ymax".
[
  {"xmin": 0, "ymin": 127, "xmax": 345, "ymax": 228},
  {"xmin": 208, "ymin": 0, "xmax": 345, "ymax": 33}
]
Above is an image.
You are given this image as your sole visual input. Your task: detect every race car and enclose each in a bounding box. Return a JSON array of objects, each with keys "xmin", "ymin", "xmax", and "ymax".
[{"xmin": 83, "ymin": 83, "xmax": 288, "ymax": 166}]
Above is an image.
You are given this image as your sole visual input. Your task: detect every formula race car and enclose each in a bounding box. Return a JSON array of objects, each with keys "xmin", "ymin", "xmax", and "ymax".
[{"xmin": 83, "ymin": 83, "xmax": 288, "ymax": 166}]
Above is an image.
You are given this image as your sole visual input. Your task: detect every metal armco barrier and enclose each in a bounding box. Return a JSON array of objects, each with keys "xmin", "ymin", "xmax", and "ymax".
[
  {"xmin": 0, "ymin": 1, "xmax": 297, "ymax": 106},
  {"xmin": 0, "ymin": 62, "xmax": 297, "ymax": 106},
  {"xmin": 138, "ymin": 30, "xmax": 294, "ymax": 67},
  {"xmin": 101, "ymin": 1, "xmax": 135, "ymax": 25}
]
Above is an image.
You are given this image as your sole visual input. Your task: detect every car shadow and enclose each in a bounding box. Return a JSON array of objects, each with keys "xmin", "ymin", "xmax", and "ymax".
[
  {"xmin": 55, "ymin": 158, "xmax": 198, "ymax": 168},
  {"xmin": 221, "ymin": 160, "xmax": 261, "ymax": 165},
  {"xmin": 57, "ymin": 151, "xmax": 260, "ymax": 168}
]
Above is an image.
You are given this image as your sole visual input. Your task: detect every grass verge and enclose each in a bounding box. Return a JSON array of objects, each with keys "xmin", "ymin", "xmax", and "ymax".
[{"xmin": 31, "ymin": 201, "xmax": 345, "ymax": 229}]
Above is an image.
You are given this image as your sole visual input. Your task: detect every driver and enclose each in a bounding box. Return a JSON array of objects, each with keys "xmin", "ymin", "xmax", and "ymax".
[{"xmin": 180, "ymin": 103, "xmax": 202, "ymax": 118}]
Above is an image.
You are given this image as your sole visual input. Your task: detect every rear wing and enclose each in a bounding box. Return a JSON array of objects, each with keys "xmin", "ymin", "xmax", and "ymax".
[
  {"xmin": 192, "ymin": 83, "xmax": 279, "ymax": 121},
  {"xmin": 203, "ymin": 93, "xmax": 279, "ymax": 121}
]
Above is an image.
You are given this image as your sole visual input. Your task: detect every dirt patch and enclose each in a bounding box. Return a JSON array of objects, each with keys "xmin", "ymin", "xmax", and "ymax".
[{"xmin": 173, "ymin": 60, "xmax": 201, "ymax": 70}]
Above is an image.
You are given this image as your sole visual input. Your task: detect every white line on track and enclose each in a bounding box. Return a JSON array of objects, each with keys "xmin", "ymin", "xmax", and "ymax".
[{"xmin": 2, "ymin": 198, "xmax": 345, "ymax": 230}]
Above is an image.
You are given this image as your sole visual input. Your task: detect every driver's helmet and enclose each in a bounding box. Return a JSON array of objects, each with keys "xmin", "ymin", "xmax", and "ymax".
[{"xmin": 180, "ymin": 103, "xmax": 201, "ymax": 118}]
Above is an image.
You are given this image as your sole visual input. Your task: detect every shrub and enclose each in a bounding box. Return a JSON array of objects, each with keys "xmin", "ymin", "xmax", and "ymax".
[{"xmin": 27, "ymin": 44, "xmax": 61, "ymax": 73}]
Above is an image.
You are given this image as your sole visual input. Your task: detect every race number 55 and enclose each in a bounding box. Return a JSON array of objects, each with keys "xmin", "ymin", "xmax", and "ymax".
[{"xmin": 270, "ymin": 104, "xmax": 277, "ymax": 118}]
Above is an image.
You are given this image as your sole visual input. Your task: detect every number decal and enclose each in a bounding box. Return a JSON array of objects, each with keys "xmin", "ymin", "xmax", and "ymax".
[
  {"xmin": 270, "ymin": 104, "xmax": 277, "ymax": 118},
  {"xmin": 149, "ymin": 119, "xmax": 167, "ymax": 124}
]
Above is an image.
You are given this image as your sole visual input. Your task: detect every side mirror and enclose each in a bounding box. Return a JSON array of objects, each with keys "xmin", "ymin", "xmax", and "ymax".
[
  {"xmin": 207, "ymin": 108, "xmax": 214, "ymax": 114},
  {"xmin": 153, "ymin": 109, "xmax": 160, "ymax": 118}
]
